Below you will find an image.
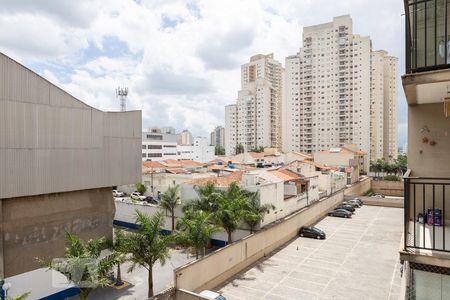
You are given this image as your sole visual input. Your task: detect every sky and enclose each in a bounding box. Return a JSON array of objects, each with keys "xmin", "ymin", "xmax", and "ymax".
[{"xmin": 0, "ymin": 0, "xmax": 407, "ymax": 148}]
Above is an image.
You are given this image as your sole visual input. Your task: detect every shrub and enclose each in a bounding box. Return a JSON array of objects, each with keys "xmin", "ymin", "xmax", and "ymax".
[{"xmin": 384, "ymin": 175, "xmax": 400, "ymax": 181}]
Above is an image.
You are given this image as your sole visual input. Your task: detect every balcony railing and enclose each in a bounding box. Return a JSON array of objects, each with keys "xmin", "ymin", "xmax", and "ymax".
[
  {"xmin": 404, "ymin": 173, "xmax": 450, "ymax": 253},
  {"xmin": 405, "ymin": 0, "xmax": 450, "ymax": 73}
]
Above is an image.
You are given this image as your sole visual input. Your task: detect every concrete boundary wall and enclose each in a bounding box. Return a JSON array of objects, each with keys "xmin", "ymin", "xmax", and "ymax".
[
  {"xmin": 371, "ymin": 180, "xmax": 404, "ymax": 197},
  {"xmin": 174, "ymin": 190, "xmax": 344, "ymax": 292},
  {"xmin": 344, "ymin": 195, "xmax": 404, "ymax": 208},
  {"xmin": 344, "ymin": 177, "xmax": 371, "ymax": 196}
]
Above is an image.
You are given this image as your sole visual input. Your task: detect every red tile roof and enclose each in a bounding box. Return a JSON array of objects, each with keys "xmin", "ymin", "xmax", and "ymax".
[
  {"xmin": 271, "ymin": 169, "xmax": 301, "ymax": 181},
  {"xmin": 248, "ymin": 152, "xmax": 265, "ymax": 159},
  {"xmin": 163, "ymin": 159, "xmax": 204, "ymax": 168},
  {"xmin": 186, "ymin": 172, "xmax": 243, "ymax": 187},
  {"xmin": 142, "ymin": 161, "xmax": 166, "ymax": 168}
]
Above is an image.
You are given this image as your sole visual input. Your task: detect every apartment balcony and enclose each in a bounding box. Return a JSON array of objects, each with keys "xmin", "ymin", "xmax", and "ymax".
[
  {"xmin": 404, "ymin": 174, "xmax": 450, "ymax": 255},
  {"xmin": 403, "ymin": 0, "xmax": 450, "ymax": 106}
]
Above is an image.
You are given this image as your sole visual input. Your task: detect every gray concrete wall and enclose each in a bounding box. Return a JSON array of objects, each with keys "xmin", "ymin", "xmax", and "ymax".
[
  {"xmin": 344, "ymin": 195, "xmax": 404, "ymax": 208},
  {"xmin": 408, "ymin": 103, "xmax": 450, "ymax": 178},
  {"xmin": 371, "ymin": 180, "xmax": 404, "ymax": 197},
  {"xmin": 0, "ymin": 53, "xmax": 141, "ymax": 199},
  {"xmin": 0, "ymin": 187, "xmax": 115, "ymax": 277},
  {"xmin": 344, "ymin": 177, "xmax": 372, "ymax": 196},
  {"xmin": 174, "ymin": 190, "xmax": 344, "ymax": 293}
]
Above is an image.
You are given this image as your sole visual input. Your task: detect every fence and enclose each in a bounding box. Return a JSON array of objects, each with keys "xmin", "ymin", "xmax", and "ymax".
[{"xmin": 174, "ymin": 190, "xmax": 344, "ymax": 292}]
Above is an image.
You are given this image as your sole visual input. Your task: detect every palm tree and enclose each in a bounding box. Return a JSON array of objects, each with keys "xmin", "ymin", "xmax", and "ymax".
[
  {"xmin": 213, "ymin": 182, "xmax": 247, "ymax": 244},
  {"xmin": 175, "ymin": 210, "xmax": 219, "ymax": 259},
  {"xmin": 243, "ymin": 192, "xmax": 275, "ymax": 233},
  {"xmin": 160, "ymin": 185, "xmax": 180, "ymax": 232},
  {"xmin": 126, "ymin": 210, "xmax": 171, "ymax": 298},
  {"xmin": 183, "ymin": 182, "xmax": 221, "ymax": 213},
  {"xmin": 37, "ymin": 231, "xmax": 116, "ymax": 300},
  {"xmin": 111, "ymin": 228, "xmax": 129, "ymax": 286}
]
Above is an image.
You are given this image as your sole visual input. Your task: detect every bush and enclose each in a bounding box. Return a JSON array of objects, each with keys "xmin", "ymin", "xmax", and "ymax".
[
  {"xmin": 135, "ymin": 183, "xmax": 147, "ymax": 194},
  {"xmin": 364, "ymin": 190, "xmax": 374, "ymax": 196},
  {"xmin": 384, "ymin": 175, "xmax": 400, "ymax": 181}
]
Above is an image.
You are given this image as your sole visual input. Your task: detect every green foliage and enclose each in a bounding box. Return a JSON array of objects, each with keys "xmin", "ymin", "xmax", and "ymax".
[
  {"xmin": 37, "ymin": 231, "xmax": 116, "ymax": 300},
  {"xmin": 364, "ymin": 190, "xmax": 374, "ymax": 196},
  {"xmin": 174, "ymin": 210, "xmax": 219, "ymax": 259},
  {"xmin": 126, "ymin": 210, "xmax": 171, "ymax": 298},
  {"xmin": 160, "ymin": 185, "xmax": 181, "ymax": 231},
  {"xmin": 235, "ymin": 143, "xmax": 245, "ymax": 154},
  {"xmin": 110, "ymin": 228, "xmax": 130, "ymax": 286},
  {"xmin": 135, "ymin": 183, "xmax": 147, "ymax": 195},
  {"xmin": 215, "ymin": 146, "xmax": 225, "ymax": 156},
  {"xmin": 249, "ymin": 146, "xmax": 264, "ymax": 153},
  {"xmin": 183, "ymin": 182, "xmax": 222, "ymax": 213},
  {"xmin": 370, "ymin": 154, "xmax": 408, "ymax": 178},
  {"xmin": 384, "ymin": 175, "xmax": 401, "ymax": 181},
  {"xmin": 242, "ymin": 192, "xmax": 275, "ymax": 233}
]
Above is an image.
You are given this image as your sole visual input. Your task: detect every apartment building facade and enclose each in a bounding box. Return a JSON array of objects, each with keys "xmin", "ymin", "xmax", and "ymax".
[
  {"xmin": 225, "ymin": 54, "xmax": 283, "ymax": 155},
  {"xmin": 401, "ymin": 1, "xmax": 450, "ymax": 299},
  {"xmin": 178, "ymin": 129, "xmax": 193, "ymax": 146},
  {"xmin": 210, "ymin": 126, "xmax": 225, "ymax": 148},
  {"xmin": 282, "ymin": 15, "xmax": 397, "ymax": 162},
  {"xmin": 370, "ymin": 50, "xmax": 398, "ymax": 161},
  {"xmin": 178, "ymin": 137, "xmax": 215, "ymax": 163}
]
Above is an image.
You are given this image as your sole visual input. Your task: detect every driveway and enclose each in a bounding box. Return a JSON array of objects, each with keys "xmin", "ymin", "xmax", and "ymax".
[
  {"xmin": 90, "ymin": 248, "xmax": 193, "ymax": 299},
  {"xmin": 216, "ymin": 206, "xmax": 403, "ymax": 300}
]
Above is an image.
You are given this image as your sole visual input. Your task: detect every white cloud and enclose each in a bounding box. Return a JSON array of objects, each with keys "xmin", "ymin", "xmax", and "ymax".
[{"xmin": 0, "ymin": 0, "xmax": 408, "ymax": 142}]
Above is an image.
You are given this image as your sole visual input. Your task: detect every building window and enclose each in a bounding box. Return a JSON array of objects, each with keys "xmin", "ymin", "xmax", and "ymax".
[
  {"xmin": 148, "ymin": 145, "xmax": 163, "ymax": 149},
  {"xmin": 146, "ymin": 134, "xmax": 163, "ymax": 140},
  {"xmin": 147, "ymin": 153, "xmax": 163, "ymax": 158},
  {"xmin": 142, "ymin": 145, "xmax": 146, "ymax": 149}
]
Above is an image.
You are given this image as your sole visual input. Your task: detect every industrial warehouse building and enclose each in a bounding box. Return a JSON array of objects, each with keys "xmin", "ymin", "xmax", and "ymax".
[{"xmin": 0, "ymin": 52, "xmax": 141, "ymax": 277}]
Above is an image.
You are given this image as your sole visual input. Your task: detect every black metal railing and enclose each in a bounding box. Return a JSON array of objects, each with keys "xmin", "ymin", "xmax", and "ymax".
[
  {"xmin": 405, "ymin": 0, "xmax": 450, "ymax": 73},
  {"xmin": 404, "ymin": 174, "xmax": 450, "ymax": 252}
]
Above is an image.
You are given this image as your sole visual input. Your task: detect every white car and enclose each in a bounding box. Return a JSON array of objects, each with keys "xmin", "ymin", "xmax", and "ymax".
[
  {"xmin": 112, "ymin": 190, "xmax": 125, "ymax": 197},
  {"xmin": 130, "ymin": 192, "xmax": 146, "ymax": 201},
  {"xmin": 199, "ymin": 290, "xmax": 226, "ymax": 300}
]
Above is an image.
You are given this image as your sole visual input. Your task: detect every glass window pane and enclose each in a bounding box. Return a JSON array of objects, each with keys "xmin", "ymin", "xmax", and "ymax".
[
  {"xmin": 416, "ymin": 2, "xmax": 426, "ymax": 68},
  {"xmin": 426, "ymin": 1, "xmax": 435, "ymax": 66},
  {"xmin": 437, "ymin": 0, "xmax": 446, "ymax": 65}
]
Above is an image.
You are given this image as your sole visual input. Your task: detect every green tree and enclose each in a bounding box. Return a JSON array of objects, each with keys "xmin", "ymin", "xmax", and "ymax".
[
  {"xmin": 160, "ymin": 185, "xmax": 180, "ymax": 232},
  {"xmin": 127, "ymin": 211, "xmax": 171, "ymax": 298},
  {"xmin": 183, "ymin": 182, "xmax": 222, "ymax": 213},
  {"xmin": 235, "ymin": 143, "xmax": 244, "ymax": 154},
  {"xmin": 175, "ymin": 210, "xmax": 219, "ymax": 259},
  {"xmin": 37, "ymin": 231, "xmax": 116, "ymax": 300},
  {"xmin": 110, "ymin": 228, "xmax": 129, "ymax": 286},
  {"xmin": 135, "ymin": 183, "xmax": 147, "ymax": 195},
  {"xmin": 243, "ymin": 192, "xmax": 275, "ymax": 233},
  {"xmin": 249, "ymin": 146, "xmax": 264, "ymax": 153},
  {"xmin": 395, "ymin": 154, "xmax": 407, "ymax": 174},
  {"xmin": 213, "ymin": 182, "xmax": 247, "ymax": 244},
  {"xmin": 214, "ymin": 146, "xmax": 225, "ymax": 155}
]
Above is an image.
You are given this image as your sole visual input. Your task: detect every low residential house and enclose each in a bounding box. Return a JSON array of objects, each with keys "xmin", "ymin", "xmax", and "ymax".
[
  {"xmin": 313, "ymin": 144, "xmax": 367, "ymax": 184},
  {"xmin": 282, "ymin": 152, "xmax": 313, "ymax": 165},
  {"xmin": 286, "ymin": 160, "xmax": 346, "ymax": 197}
]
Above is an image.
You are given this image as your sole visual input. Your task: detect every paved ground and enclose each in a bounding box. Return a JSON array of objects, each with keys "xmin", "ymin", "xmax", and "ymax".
[
  {"xmin": 90, "ymin": 248, "xmax": 193, "ymax": 299},
  {"xmin": 216, "ymin": 206, "xmax": 403, "ymax": 300}
]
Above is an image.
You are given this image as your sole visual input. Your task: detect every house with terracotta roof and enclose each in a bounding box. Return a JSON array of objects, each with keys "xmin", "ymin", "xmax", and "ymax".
[{"xmin": 313, "ymin": 144, "xmax": 368, "ymax": 184}]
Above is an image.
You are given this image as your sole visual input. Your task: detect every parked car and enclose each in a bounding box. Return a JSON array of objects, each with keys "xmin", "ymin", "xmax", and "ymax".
[
  {"xmin": 371, "ymin": 193, "xmax": 385, "ymax": 198},
  {"xmin": 144, "ymin": 196, "xmax": 158, "ymax": 205},
  {"xmin": 299, "ymin": 226, "xmax": 326, "ymax": 239},
  {"xmin": 342, "ymin": 201, "xmax": 359, "ymax": 208},
  {"xmin": 342, "ymin": 200, "xmax": 362, "ymax": 208},
  {"xmin": 351, "ymin": 198, "xmax": 363, "ymax": 205},
  {"xmin": 328, "ymin": 209, "xmax": 352, "ymax": 218},
  {"xmin": 336, "ymin": 204, "xmax": 355, "ymax": 213},
  {"xmin": 112, "ymin": 190, "xmax": 125, "ymax": 197},
  {"xmin": 130, "ymin": 192, "xmax": 146, "ymax": 201},
  {"xmin": 199, "ymin": 290, "xmax": 227, "ymax": 300}
]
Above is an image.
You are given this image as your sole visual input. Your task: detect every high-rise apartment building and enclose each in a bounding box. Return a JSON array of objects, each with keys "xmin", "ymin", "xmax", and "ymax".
[
  {"xmin": 225, "ymin": 54, "xmax": 283, "ymax": 155},
  {"xmin": 210, "ymin": 126, "xmax": 225, "ymax": 148},
  {"xmin": 370, "ymin": 50, "xmax": 398, "ymax": 162},
  {"xmin": 283, "ymin": 15, "xmax": 371, "ymax": 155},
  {"xmin": 282, "ymin": 15, "xmax": 397, "ymax": 162},
  {"xmin": 178, "ymin": 129, "xmax": 193, "ymax": 146}
]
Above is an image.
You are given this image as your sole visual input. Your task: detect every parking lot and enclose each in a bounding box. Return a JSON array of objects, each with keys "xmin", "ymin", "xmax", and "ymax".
[{"xmin": 216, "ymin": 205, "xmax": 403, "ymax": 300}]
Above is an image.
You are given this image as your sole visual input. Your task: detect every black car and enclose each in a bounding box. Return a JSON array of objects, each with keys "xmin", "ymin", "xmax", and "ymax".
[
  {"xmin": 328, "ymin": 209, "xmax": 352, "ymax": 218},
  {"xmin": 336, "ymin": 204, "xmax": 355, "ymax": 213},
  {"xmin": 144, "ymin": 196, "xmax": 158, "ymax": 205},
  {"xmin": 342, "ymin": 201, "xmax": 359, "ymax": 208},
  {"xmin": 299, "ymin": 226, "xmax": 326, "ymax": 239}
]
